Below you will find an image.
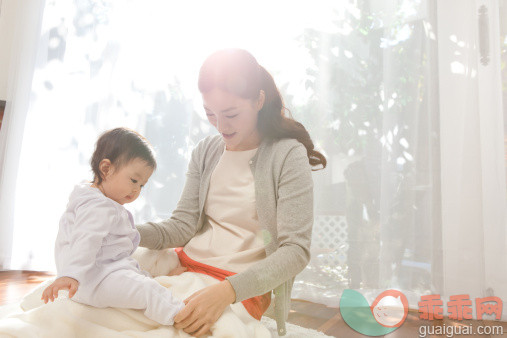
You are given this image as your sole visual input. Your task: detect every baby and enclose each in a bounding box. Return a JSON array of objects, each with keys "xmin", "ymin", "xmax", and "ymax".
[{"xmin": 41, "ymin": 127, "xmax": 185, "ymax": 325}]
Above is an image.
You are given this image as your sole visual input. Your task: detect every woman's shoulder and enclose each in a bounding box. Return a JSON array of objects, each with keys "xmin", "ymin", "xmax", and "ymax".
[
  {"xmin": 262, "ymin": 137, "xmax": 306, "ymax": 159},
  {"xmin": 269, "ymin": 137, "xmax": 303, "ymax": 149},
  {"xmin": 188, "ymin": 134, "xmax": 224, "ymax": 165},
  {"xmin": 192, "ymin": 134, "xmax": 223, "ymax": 153},
  {"xmin": 256, "ymin": 138, "xmax": 311, "ymax": 177}
]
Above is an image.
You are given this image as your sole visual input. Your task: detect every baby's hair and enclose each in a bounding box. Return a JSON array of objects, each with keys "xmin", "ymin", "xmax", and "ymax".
[{"xmin": 91, "ymin": 127, "xmax": 157, "ymax": 185}]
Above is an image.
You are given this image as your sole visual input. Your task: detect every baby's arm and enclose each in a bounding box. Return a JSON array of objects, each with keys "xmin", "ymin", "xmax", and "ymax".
[
  {"xmin": 59, "ymin": 199, "xmax": 113, "ymax": 281},
  {"xmin": 41, "ymin": 276, "xmax": 79, "ymax": 303},
  {"xmin": 50, "ymin": 198, "xmax": 114, "ymax": 297}
]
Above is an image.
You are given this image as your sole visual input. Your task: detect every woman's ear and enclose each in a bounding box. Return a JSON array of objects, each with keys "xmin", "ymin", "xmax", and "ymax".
[
  {"xmin": 255, "ymin": 90, "xmax": 266, "ymax": 111},
  {"xmin": 98, "ymin": 159, "xmax": 113, "ymax": 181}
]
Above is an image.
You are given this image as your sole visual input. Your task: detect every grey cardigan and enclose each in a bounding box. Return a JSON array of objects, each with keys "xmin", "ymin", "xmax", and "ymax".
[{"xmin": 136, "ymin": 134, "xmax": 314, "ymax": 336}]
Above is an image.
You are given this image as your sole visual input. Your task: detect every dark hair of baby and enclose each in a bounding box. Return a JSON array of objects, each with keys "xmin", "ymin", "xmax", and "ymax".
[{"xmin": 90, "ymin": 127, "xmax": 157, "ymax": 184}]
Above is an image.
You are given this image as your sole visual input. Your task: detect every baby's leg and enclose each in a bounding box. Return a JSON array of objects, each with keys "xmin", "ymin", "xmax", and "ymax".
[{"xmin": 89, "ymin": 269, "xmax": 185, "ymax": 325}]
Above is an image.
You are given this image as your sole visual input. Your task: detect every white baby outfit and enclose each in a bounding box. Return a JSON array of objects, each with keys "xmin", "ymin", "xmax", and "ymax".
[{"xmin": 55, "ymin": 182, "xmax": 184, "ymax": 325}]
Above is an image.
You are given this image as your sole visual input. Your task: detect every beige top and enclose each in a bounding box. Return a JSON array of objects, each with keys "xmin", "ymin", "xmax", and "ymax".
[{"xmin": 183, "ymin": 146, "xmax": 266, "ymax": 272}]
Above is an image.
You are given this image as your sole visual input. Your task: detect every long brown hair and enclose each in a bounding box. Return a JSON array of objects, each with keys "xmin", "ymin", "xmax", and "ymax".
[{"xmin": 198, "ymin": 49, "xmax": 326, "ymax": 170}]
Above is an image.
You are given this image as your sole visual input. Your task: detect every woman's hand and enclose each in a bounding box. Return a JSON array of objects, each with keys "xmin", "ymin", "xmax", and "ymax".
[
  {"xmin": 41, "ymin": 277, "xmax": 79, "ymax": 303},
  {"xmin": 173, "ymin": 279, "xmax": 236, "ymax": 337}
]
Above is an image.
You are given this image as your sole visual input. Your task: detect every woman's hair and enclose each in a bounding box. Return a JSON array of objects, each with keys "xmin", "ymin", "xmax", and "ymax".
[
  {"xmin": 198, "ymin": 49, "xmax": 326, "ymax": 170},
  {"xmin": 91, "ymin": 127, "xmax": 157, "ymax": 184}
]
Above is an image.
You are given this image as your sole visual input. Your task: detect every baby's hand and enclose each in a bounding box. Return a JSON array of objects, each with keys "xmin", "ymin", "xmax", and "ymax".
[
  {"xmin": 168, "ymin": 266, "xmax": 188, "ymax": 276},
  {"xmin": 41, "ymin": 277, "xmax": 79, "ymax": 303}
]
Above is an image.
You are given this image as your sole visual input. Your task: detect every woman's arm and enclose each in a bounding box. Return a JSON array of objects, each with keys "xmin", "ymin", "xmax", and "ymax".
[
  {"xmin": 136, "ymin": 140, "xmax": 204, "ymax": 250},
  {"xmin": 226, "ymin": 143, "xmax": 313, "ymax": 302}
]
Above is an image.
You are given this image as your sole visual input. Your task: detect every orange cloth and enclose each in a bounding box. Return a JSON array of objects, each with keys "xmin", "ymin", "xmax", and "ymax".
[{"xmin": 175, "ymin": 247, "xmax": 271, "ymax": 320}]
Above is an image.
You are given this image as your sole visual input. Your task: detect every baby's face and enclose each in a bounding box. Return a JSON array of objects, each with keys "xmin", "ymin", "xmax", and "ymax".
[{"xmin": 101, "ymin": 158, "xmax": 154, "ymax": 205}]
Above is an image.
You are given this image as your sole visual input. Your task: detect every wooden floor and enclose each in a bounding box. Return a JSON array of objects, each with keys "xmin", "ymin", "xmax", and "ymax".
[{"xmin": 1, "ymin": 271, "xmax": 507, "ymax": 337}]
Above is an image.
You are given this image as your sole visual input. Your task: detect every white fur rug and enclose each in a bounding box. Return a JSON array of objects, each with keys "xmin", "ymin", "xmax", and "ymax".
[
  {"xmin": 0, "ymin": 302, "xmax": 332, "ymax": 337},
  {"xmin": 0, "ymin": 248, "xmax": 333, "ymax": 337}
]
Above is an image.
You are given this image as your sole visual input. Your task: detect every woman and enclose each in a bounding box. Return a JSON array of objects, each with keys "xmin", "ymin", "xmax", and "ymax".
[{"xmin": 137, "ymin": 48, "xmax": 326, "ymax": 337}]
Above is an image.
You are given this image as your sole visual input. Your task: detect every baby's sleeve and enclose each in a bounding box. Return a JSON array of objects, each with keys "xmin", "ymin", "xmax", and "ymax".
[{"xmin": 58, "ymin": 198, "xmax": 116, "ymax": 283}]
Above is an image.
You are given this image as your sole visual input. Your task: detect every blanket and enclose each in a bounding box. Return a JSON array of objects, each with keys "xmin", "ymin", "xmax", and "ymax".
[{"xmin": 0, "ymin": 248, "xmax": 271, "ymax": 338}]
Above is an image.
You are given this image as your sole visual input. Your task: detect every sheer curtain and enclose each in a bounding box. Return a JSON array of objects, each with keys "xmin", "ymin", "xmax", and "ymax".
[
  {"xmin": 0, "ymin": 0, "xmax": 46, "ymax": 270},
  {"xmin": 436, "ymin": 0, "xmax": 507, "ymax": 316},
  {"xmin": 292, "ymin": 0, "xmax": 442, "ymax": 308},
  {"xmin": 0, "ymin": 0, "xmax": 505, "ymax": 317}
]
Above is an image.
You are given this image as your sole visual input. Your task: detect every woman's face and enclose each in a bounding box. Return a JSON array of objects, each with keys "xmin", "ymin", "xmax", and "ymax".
[{"xmin": 202, "ymin": 88, "xmax": 264, "ymax": 151}]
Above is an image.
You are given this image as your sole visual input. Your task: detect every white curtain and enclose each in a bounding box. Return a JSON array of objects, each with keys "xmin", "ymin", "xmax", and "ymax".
[
  {"xmin": 436, "ymin": 0, "xmax": 507, "ymax": 317},
  {"xmin": 0, "ymin": 0, "xmax": 46, "ymax": 270},
  {"xmin": 0, "ymin": 0, "xmax": 506, "ymax": 317}
]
